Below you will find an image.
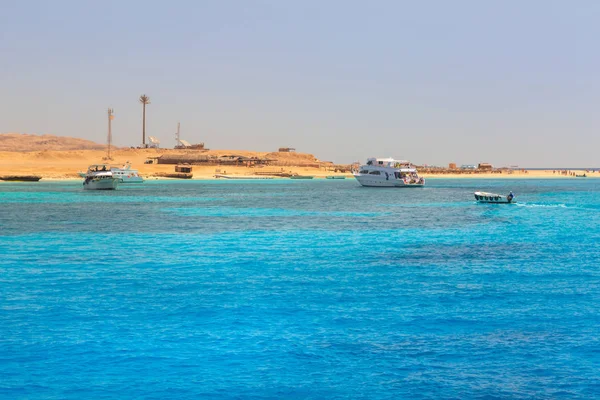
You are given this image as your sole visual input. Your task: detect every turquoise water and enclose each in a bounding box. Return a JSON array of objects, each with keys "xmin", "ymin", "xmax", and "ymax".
[{"xmin": 1, "ymin": 179, "xmax": 599, "ymax": 399}]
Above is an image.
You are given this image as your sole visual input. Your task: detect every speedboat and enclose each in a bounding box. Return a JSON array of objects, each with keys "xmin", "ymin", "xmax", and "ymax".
[
  {"xmin": 83, "ymin": 165, "xmax": 120, "ymax": 190},
  {"xmin": 474, "ymin": 191, "xmax": 515, "ymax": 203},
  {"xmin": 353, "ymin": 158, "xmax": 424, "ymax": 187}
]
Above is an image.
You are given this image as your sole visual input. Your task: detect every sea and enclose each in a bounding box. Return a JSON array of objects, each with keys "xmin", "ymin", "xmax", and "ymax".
[{"xmin": 1, "ymin": 179, "xmax": 599, "ymax": 399}]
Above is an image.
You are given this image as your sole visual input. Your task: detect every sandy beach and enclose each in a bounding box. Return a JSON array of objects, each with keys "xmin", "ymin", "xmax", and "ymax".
[{"xmin": 0, "ymin": 148, "xmax": 596, "ymax": 181}]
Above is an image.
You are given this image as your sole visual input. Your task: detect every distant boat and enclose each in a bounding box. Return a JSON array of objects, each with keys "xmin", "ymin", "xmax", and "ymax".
[
  {"xmin": 290, "ymin": 175, "xmax": 314, "ymax": 179},
  {"xmin": 0, "ymin": 175, "xmax": 41, "ymax": 182},
  {"xmin": 111, "ymin": 163, "xmax": 144, "ymax": 183},
  {"xmin": 576, "ymin": 174, "xmax": 587, "ymax": 178},
  {"xmin": 215, "ymin": 174, "xmax": 273, "ymax": 180},
  {"xmin": 474, "ymin": 191, "xmax": 516, "ymax": 204},
  {"xmin": 326, "ymin": 176, "xmax": 346, "ymax": 179}
]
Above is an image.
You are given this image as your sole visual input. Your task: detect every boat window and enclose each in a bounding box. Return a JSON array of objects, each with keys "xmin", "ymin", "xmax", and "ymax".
[
  {"xmin": 369, "ymin": 171, "xmax": 381, "ymax": 175},
  {"xmin": 360, "ymin": 170, "xmax": 369, "ymax": 174}
]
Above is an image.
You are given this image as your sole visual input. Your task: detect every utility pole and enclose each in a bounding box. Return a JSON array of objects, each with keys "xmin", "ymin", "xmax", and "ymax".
[
  {"xmin": 107, "ymin": 108, "xmax": 114, "ymax": 160},
  {"xmin": 139, "ymin": 94, "xmax": 150, "ymax": 147}
]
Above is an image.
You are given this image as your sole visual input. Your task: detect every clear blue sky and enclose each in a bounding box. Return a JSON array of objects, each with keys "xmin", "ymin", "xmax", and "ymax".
[{"xmin": 2, "ymin": 0, "xmax": 599, "ymax": 166}]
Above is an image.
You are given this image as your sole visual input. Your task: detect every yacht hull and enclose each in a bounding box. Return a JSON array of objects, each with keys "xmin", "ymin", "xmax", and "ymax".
[
  {"xmin": 353, "ymin": 174, "xmax": 424, "ymax": 188},
  {"xmin": 83, "ymin": 178, "xmax": 119, "ymax": 190},
  {"xmin": 117, "ymin": 177, "xmax": 144, "ymax": 184}
]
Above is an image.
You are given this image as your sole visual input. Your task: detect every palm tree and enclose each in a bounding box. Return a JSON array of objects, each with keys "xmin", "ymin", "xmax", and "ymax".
[{"xmin": 139, "ymin": 94, "xmax": 151, "ymax": 146}]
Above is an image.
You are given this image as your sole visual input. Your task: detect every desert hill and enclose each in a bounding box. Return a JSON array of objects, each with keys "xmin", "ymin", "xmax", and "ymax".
[
  {"xmin": 0, "ymin": 133, "xmax": 345, "ymax": 179},
  {"xmin": 0, "ymin": 133, "xmax": 106, "ymax": 152}
]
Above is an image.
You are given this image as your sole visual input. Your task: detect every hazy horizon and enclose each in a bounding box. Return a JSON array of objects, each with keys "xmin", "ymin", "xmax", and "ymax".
[{"xmin": 2, "ymin": 1, "xmax": 599, "ymax": 166}]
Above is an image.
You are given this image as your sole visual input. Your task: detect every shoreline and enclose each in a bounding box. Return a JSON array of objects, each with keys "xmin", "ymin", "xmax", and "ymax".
[
  {"xmin": 2, "ymin": 174, "xmax": 598, "ymax": 182},
  {"xmin": 0, "ymin": 148, "xmax": 597, "ymax": 182}
]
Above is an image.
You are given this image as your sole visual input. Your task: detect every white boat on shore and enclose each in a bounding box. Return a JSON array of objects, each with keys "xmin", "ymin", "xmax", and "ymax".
[
  {"xmin": 474, "ymin": 191, "xmax": 516, "ymax": 204},
  {"xmin": 83, "ymin": 165, "xmax": 120, "ymax": 190},
  {"xmin": 353, "ymin": 158, "xmax": 425, "ymax": 187}
]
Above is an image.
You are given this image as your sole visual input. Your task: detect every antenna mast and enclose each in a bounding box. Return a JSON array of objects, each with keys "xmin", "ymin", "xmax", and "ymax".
[
  {"xmin": 107, "ymin": 108, "xmax": 114, "ymax": 160},
  {"xmin": 175, "ymin": 122, "xmax": 181, "ymax": 146}
]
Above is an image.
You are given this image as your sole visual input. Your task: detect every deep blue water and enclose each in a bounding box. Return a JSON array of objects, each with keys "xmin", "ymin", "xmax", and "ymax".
[{"xmin": 1, "ymin": 179, "xmax": 599, "ymax": 399}]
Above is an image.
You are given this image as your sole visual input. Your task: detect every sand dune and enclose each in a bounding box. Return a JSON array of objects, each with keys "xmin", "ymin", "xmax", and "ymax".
[
  {"xmin": 0, "ymin": 133, "xmax": 106, "ymax": 152},
  {"xmin": 0, "ymin": 140, "xmax": 340, "ymax": 179}
]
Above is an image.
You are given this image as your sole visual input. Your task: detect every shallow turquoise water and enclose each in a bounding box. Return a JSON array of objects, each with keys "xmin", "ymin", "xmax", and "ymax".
[{"xmin": 1, "ymin": 179, "xmax": 599, "ymax": 399}]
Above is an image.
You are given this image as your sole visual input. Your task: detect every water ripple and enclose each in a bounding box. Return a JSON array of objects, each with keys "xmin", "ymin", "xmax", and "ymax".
[{"xmin": 1, "ymin": 179, "xmax": 599, "ymax": 399}]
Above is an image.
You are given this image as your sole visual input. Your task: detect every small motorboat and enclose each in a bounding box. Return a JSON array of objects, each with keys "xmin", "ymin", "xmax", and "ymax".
[{"xmin": 474, "ymin": 191, "xmax": 516, "ymax": 204}]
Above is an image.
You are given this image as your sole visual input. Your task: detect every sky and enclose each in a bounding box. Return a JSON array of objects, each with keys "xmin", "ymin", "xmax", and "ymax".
[{"xmin": 1, "ymin": 0, "xmax": 599, "ymax": 166}]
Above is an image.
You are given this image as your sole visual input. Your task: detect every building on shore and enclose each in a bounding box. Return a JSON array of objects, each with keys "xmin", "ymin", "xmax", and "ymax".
[{"xmin": 175, "ymin": 164, "xmax": 193, "ymax": 173}]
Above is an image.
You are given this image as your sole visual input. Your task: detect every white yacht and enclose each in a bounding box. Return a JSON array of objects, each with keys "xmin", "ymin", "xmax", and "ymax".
[
  {"xmin": 111, "ymin": 162, "xmax": 144, "ymax": 184},
  {"xmin": 83, "ymin": 165, "xmax": 120, "ymax": 190},
  {"xmin": 353, "ymin": 158, "xmax": 425, "ymax": 187}
]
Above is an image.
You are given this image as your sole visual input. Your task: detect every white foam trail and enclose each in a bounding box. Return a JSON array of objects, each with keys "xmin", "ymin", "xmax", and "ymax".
[{"xmin": 516, "ymin": 203, "xmax": 569, "ymax": 209}]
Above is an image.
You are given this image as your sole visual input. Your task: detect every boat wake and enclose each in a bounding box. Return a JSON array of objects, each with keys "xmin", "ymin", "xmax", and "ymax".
[
  {"xmin": 515, "ymin": 202, "xmax": 600, "ymax": 213},
  {"xmin": 516, "ymin": 202, "xmax": 568, "ymax": 208}
]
